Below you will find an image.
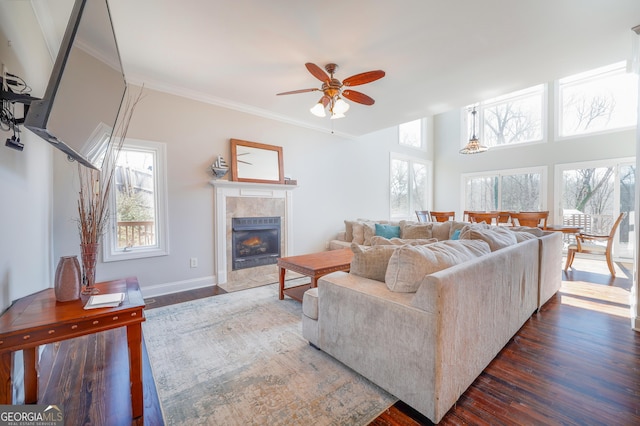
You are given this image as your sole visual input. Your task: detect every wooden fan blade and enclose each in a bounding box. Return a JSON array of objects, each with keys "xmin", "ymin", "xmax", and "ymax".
[
  {"xmin": 276, "ymin": 88, "xmax": 319, "ymax": 95},
  {"xmin": 305, "ymin": 63, "xmax": 330, "ymax": 83},
  {"xmin": 343, "ymin": 70, "xmax": 385, "ymax": 87},
  {"xmin": 342, "ymin": 90, "xmax": 375, "ymax": 105}
]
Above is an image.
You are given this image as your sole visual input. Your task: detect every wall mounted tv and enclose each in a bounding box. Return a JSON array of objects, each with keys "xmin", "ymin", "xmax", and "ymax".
[{"xmin": 24, "ymin": 0, "xmax": 126, "ymax": 170}]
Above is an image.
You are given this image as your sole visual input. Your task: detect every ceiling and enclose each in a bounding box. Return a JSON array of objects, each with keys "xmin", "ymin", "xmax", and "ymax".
[{"xmin": 32, "ymin": 0, "xmax": 640, "ymax": 137}]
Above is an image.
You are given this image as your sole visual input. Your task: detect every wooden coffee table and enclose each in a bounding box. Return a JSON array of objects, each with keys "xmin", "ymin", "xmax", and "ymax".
[{"xmin": 278, "ymin": 248, "xmax": 353, "ymax": 301}]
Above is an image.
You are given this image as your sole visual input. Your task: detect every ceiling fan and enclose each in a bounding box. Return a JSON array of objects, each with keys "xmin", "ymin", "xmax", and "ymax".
[{"xmin": 277, "ymin": 63, "xmax": 385, "ymax": 119}]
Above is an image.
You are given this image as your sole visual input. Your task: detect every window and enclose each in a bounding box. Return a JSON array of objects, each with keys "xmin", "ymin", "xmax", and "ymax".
[
  {"xmin": 463, "ymin": 167, "xmax": 546, "ymax": 212},
  {"xmin": 390, "ymin": 153, "xmax": 431, "ymax": 219},
  {"xmin": 555, "ymin": 158, "xmax": 635, "ymax": 259},
  {"xmin": 465, "ymin": 85, "xmax": 545, "ymax": 148},
  {"xmin": 558, "ymin": 61, "xmax": 638, "ymax": 137},
  {"xmin": 103, "ymin": 139, "xmax": 169, "ymax": 261},
  {"xmin": 398, "ymin": 119, "xmax": 424, "ymax": 149}
]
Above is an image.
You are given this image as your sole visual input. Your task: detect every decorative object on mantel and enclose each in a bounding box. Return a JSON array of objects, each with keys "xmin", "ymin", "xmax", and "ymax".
[
  {"xmin": 230, "ymin": 139, "xmax": 284, "ymax": 184},
  {"xmin": 284, "ymin": 177, "xmax": 298, "ymax": 185},
  {"xmin": 210, "ymin": 154, "xmax": 229, "ymax": 179},
  {"xmin": 76, "ymin": 88, "xmax": 144, "ymax": 295},
  {"xmin": 277, "ymin": 63, "xmax": 385, "ymax": 119},
  {"xmin": 54, "ymin": 255, "xmax": 81, "ymax": 302},
  {"xmin": 459, "ymin": 106, "xmax": 488, "ymax": 154}
]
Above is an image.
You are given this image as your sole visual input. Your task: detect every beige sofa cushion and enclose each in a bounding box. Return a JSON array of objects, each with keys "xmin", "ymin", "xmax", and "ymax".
[
  {"xmin": 370, "ymin": 236, "xmax": 438, "ymax": 246},
  {"xmin": 349, "ymin": 243, "xmax": 398, "ymax": 282},
  {"xmin": 460, "ymin": 225, "xmax": 517, "ymax": 251},
  {"xmin": 385, "ymin": 240, "xmax": 491, "ymax": 292},
  {"xmin": 302, "ymin": 288, "xmax": 319, "ymax": 320},
  {"xmin": 399, "ymin": 221, "xmax": 432, "ymax": 239}
]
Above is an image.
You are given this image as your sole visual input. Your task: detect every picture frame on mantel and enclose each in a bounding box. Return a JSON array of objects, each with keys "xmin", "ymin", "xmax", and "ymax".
[{"xmin": 230, "ymin": 139, "xmax": 285, "ymax": 184}]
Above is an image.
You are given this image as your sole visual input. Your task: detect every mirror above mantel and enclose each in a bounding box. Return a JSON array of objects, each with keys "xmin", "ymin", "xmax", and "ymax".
[{"xmin": 230, "ymin": 139, "xmax": 285, "ymax": 184}]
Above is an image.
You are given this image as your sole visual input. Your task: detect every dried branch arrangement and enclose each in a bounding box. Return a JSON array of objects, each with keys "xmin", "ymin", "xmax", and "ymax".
[{"xmin": 77, "ymin": 87, "xmax": 144, "ymax": 245}]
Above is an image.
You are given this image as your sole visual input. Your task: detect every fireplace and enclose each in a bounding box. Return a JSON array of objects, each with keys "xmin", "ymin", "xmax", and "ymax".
[{"xmin": 232, "ymin": 217, "xmax": 281, "ymax": 270}]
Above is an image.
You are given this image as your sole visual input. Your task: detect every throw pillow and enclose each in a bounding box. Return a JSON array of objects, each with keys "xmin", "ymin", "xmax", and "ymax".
[
  {"xmin": 349, "ymin": 243, "xmax": 398, "ymax": 282},
  {"xmin": 375, "ymin": 223, "xmax": 401, "ymax": 239},
  {"xmin": 449, "ymin": 220, "xmax": 469, "ymax": 239},
  {"xmin": 511, "ymin": 230, "xmax": 538, "ymax": 243},
  {"xmin": 430, "ymin": 222, "xmax": 452, "ymax": 240},
  {"xmin": 371, "ymin": 236, "xmax": 438, "ymax": 246},
  {"xmin": 451, "ymin": 229, "xmax": 461, "ymax": 240},
  {"xmin": 399, "ymin": 220, "xmax": 433, "ymax": 239},
  {"xmin": 363, "ymin": 221, "xmax": 377, "ymax": 245},
  {"xmin": 344, "ymin": 220, "xmax": 356, "ymax": 242},
  {"xmin": 385, "ymin": 239, "xmax": 491, "ymax": 293},
  {"xmin": 351, "ymin": 221, "xmax": 366, "ymax": 245},
  {"xmin": 460, "ymin": 226, "xmax": 517, "ymax": 251}
]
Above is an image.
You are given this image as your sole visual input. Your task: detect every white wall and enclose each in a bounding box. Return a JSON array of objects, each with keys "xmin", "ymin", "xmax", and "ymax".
[
  {"xmin": 433, "ymin": 84, "xmax": 636, "ymax": 220},
  {"xmin": 51, "ymin": 87, "xmax": 424, "ymax": 296},
  {"xmin": 0, "ymin": 2, "xmax": 55, "ymax": 310}
]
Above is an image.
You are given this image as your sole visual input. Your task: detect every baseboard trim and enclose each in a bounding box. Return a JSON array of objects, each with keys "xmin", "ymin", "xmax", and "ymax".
[
  {"xmin": 633, "ymin": 316, "xmax": 640, "ymax": 331},
  {"xmin": 140, "ymin": 276, "xmax": 216, "ymax": 298}
]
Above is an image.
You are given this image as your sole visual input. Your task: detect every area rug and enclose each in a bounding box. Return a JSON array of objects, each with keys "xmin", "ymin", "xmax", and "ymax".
[{"xmin": 143, "ymin": 284, "xmax": 397, "ymax": 425}]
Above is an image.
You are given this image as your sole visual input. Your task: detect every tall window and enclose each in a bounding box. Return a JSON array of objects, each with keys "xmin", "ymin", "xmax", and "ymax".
[
  {"xmin": 558, "ymin": 62, "xmax": 638, "ymax": 138},
  {"xmin": 390, "ymin": 153, "xmax": 430, "ymax": 218},
  {"xmin": 465, "ymin": 85, "xmax": 545, "ymax": 148},
  {"xmin": 463, "ymin": 167, "xmax": 546, "ymax": 212},
  {"xmin": 398, "ymin": 119, "xmax": 424, "ymax": 149},
  {"xmin": 555, "ymin": 159, "xmax": 635, "ymax": 259},
  {"xmin": 103, "ymin": 139, "xmax": 169, "ymax": 261}
]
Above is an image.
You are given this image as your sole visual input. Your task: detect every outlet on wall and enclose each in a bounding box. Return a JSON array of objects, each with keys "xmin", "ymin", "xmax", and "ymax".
[{"xmin": 190, "ymin": 257, "xmax": 198, "ymax": 268}]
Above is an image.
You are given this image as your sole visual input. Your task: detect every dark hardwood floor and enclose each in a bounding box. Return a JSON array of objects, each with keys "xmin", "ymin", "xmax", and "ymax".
[{"xmin": 34, "ymin": 258, "xmax": 639, "ymax": 425}]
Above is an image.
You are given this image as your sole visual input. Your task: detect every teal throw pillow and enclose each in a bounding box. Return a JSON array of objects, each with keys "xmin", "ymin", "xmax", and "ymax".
[
  {"xmin": 375, "ymin": 223, "xmax": 401, "ymax": 239},
  {"xmin": 451, "ymin": 229, "xmax": 461, "ymax": 240}
]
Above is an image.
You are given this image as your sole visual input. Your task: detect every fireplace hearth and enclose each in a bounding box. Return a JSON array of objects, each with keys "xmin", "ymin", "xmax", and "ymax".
[{"xmin": 232, "ymin": 217, "xmax": 281, "ymax": 270}]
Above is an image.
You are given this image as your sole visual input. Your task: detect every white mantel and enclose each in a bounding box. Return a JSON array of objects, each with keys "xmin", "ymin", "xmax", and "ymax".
[{"xmin": 210, "ymin": 180, "xmax": 297, "ymax": 285}]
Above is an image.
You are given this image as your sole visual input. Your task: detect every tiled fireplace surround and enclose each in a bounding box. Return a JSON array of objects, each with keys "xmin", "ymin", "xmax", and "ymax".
[{"xmin": 210, "ymin": 180, "xmax": 296, "ymax": 291}]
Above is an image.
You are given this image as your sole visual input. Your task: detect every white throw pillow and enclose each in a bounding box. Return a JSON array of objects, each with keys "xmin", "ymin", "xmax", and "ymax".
[{"xmin": 385, "ymin": 240, "xmax": 491, "ymax": 292}]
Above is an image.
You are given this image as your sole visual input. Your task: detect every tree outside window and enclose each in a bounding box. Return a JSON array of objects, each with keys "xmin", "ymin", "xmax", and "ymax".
[
  {"xmin": 464, "ymin": 168, "xmax": 545, "ymax": 212},
  {"xmin": 466, "ymin": 85, "xmax": 545, "ymax": 148},
  {"xmin": 559, "ymin": 62, "xmax": 638, "ymax": 137},
  {"xmin": 398, "ymin": 119, "xmax": 423, "ymax": 149},
  {"xmin": 390, "ymin": 154, "xmax": 430, "ymax": 218}
]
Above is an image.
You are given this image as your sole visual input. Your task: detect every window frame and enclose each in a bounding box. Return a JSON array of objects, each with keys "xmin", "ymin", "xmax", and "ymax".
[
  {"xmin": 461, "ymin": 166, "xmax": 547, "ymax": 213},
  {"xmin": 389, "ymin": 152, "xmax": 432, "ymax": 220},
  {"xmin": 555, "ymin": 61, "xmax": 638, "ymax": 140},
  {"xmin": 103, "ymin": 138, "xmax": 169, "ymax": 262},
  {"xmin": 462, "ymin": 84, "xmax": 548, "ymax": 150}
]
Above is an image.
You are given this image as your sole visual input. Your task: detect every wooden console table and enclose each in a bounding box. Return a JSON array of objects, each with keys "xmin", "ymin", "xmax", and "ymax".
[
  {"xmin": 0, "ymin": 277, "xmax": 145, "ymax": 422},
  {"xmin": 278, "ymin": 248, "xmax": 353, "ymax": 301}
]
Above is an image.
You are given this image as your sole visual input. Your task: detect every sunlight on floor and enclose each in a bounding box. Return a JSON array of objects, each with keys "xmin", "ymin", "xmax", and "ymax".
[{"xmin": 560, "ymin": 257, "xmax": 633, "ymax": 318}]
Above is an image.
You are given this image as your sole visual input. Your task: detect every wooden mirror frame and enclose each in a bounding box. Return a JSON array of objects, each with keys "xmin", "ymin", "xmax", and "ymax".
[{"xmin": 230, "ymin": 139, "xmax": 285, "ymax": 184}]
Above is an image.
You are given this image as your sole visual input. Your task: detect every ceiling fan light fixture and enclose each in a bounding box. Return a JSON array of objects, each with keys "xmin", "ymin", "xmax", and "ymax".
[
  {"xmin": 330, "ymin": 111, "xmax": 346, "ymax": 120},
  {"xmin": 459, "ymin": 107, "xmax": 488, "ymax": 155},
  {"xmin": 333, "ymin": 98, "xmax": 350, "ymax": 114},
  {"xmin": 310, "ymin": 102, "xmax": 326, "ymax": 117}
]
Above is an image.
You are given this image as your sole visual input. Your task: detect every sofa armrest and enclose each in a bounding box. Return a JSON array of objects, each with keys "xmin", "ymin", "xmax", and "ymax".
[{"xmin": 538, "ymin": 231, "xmax": 563, "ymax": 309}]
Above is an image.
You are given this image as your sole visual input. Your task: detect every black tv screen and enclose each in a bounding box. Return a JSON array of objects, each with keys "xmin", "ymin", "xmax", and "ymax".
[{"xmin": 24, "ymin": 0, "xmax": 126, "ymax": 170}]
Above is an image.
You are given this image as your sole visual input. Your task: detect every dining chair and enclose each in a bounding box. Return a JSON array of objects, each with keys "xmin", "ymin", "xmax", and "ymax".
[
  {"xmin": 564, "ymin": 212, "xmax": 627, "ymax": 277},
  {"xmin": 415, "ymin": 210, "xmax": 430, "ymax": 222},
  {"xmin": 497, "ymin": 211, "xmax": 511, "ymax": 226},
  {"xmin": 429, "ymin": 211, "xmax": 455, "ymax": 222},
  {"xmin": 467, "ymin": 211, "xmax": 500, "ymax": 225},
  {"xmin": 510, "ymin": 211, "xmax": 549, "ymax": 228}
]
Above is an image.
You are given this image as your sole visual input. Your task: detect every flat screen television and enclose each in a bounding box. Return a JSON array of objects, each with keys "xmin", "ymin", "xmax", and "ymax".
[{"xmin": 24, "ymin": 0, "xmax": 126, "ymax": 170}]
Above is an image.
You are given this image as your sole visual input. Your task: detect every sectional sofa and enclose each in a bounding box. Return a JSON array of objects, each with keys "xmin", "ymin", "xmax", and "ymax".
[{"xmin": 302, "ymin": 220, "xmax": 563, "ymax": 423}]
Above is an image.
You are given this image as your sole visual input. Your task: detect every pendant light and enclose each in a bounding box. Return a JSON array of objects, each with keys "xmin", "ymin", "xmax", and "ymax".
[{"xmin": 459, "ymin": 107, "xmax": 488, "ymax": 154}]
